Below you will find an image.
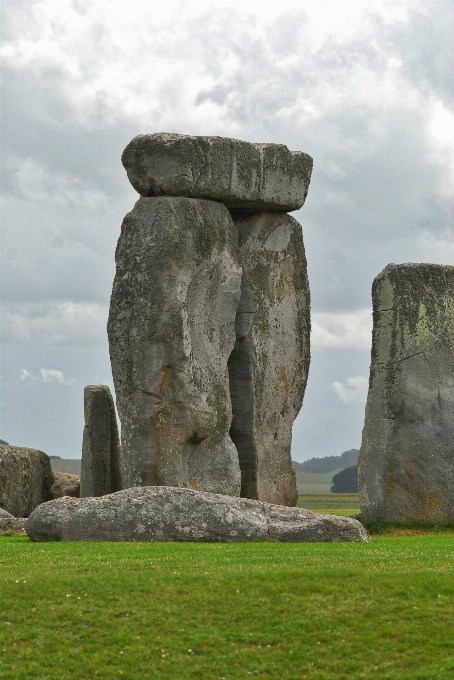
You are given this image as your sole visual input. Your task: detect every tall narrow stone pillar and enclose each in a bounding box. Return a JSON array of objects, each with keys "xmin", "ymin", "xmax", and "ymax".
[
  {"xmin": 359, "ymin": 263, "xmax": 454, "ymax": 524},
  {"xmin": 80, "ymin": 385, "xmax": 122, "ymax": 497}
]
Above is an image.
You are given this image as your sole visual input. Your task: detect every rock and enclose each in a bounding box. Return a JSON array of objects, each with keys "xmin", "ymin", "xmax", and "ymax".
[
  {"xmin": 25, "ymin": 486, "xmax": 368, "ymax": 543},
  {"xmin": 359, "ymin": 263, "xmax": 454, "ymax": 524},
  {"xmin": 108, "ymin": 196, "xmax": 242, "ymax": 495},
  {"xmin": 0, "ymin": 517, "xmax": 28, "ymax": 535},
  {"xmin": 0, "ymin": 508, "xmax": 14, "ymax": 519},
  {"xmin": 122, "ymin": 133, "xmax": 313, "ymax": 212},
  {"xmin": 0, "ymin": 446, "xmax": 54, "ymax": 517},
  {"xmin": 228, "ymin": 211, "xmax": 310, "ymax": 505},
  {"xmin": 50, "ymin": 472, "xmax": 80, "ymax": 499},
  {"xmin": 80, "ymin": 385, "xmax": 122, "ymax": 498}
]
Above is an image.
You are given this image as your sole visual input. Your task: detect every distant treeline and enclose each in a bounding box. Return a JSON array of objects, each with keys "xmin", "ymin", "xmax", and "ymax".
[{"xmin": 293, "ymin": 449, "xmax": 359, "ymax": 474}]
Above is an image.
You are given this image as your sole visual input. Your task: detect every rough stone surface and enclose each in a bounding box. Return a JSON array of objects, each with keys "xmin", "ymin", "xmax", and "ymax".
[
  {"xmin": 81, "ymin": 385, "xmax": 122, "ymax": 498},
  {"xmin": 0, "ymin": 507, "xmax": 14, "ymax": 519},
  {"xmin": 26, "ymin": 487, "xmax": 368, "ymax": 543},
  {"xmin": 0, "ymin": 517, "xmax": 28, "ymax": 534},
  {"xmin": 122, "ymin": 133, "xmax": 313, "ymax": 212},
  {"xmin": 108, "ymin": 196, "xmax": 242, "ymax": 495},
  {"xmin": 228, "ymin": 211, "xmax": 310, "ymax": 505},
  {"xmin": 359, "ymin": 263, "xmax": 454, "ymax": 524},
  {"xmin": 0, "ymin": 446, "xmax": 54, "ymax": 517},
  {"xmin": 50, "ymin": 472, "xmax": 80, "ymax": 500}
]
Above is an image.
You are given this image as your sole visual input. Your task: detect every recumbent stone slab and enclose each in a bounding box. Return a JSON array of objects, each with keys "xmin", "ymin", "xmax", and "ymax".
[
  {"xmin": 25, "ymin": 486, "xmax": 368, "ymax": 543},
  {"xmin": 122, "ymin": 133, "xmax": 313, "ymax": 212},
  {"xmin": 108, "ymin": 196, "xmax": 242, "ymax": 495},
  {"xmin": 359, "ymin": 263, "xmax": 454, "ymax": 524},
  {"xmin": 0, "ymin": 445, "xmax": 54, "ymax": 517},
  {"xmin": 80, "ymin": 385, "xmax": 122, "ymax": 497}
]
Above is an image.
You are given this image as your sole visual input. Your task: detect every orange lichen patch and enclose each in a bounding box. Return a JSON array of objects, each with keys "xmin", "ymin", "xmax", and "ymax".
[{"xmin": 278, "ymin": 365, "xmax": 291, "ymax": 399}]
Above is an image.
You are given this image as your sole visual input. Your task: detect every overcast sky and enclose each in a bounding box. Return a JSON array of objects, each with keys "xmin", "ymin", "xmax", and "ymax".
[{"xmin": 1, "ymin": 0, "xmax": 453, "ymax": 460}]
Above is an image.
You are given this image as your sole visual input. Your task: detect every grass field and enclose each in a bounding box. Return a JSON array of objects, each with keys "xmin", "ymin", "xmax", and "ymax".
[
  {"xmin": 1, "ymin": 531, "xmax": 454, "ymax": 679},
  {"xmin": 295, "ymin": 470, "xmax": 343, "ymax": 495},
  {"xmin": 297, "ymin": 494, "xmax": 360, "ymax": 516}
]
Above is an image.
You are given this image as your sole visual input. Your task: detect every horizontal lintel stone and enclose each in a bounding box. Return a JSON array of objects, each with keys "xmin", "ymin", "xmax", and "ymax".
[{"xmin": 122, "ymin": 133, "xmax": 313, "ymax": 211}]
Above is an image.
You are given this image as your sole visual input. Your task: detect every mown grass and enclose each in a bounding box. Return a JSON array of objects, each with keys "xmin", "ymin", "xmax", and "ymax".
[
  {"xmin": 297, "ymin": 494, "xmax": 359, "ymax": 516},
  {"xmin": 1, "ymin": 535, "xmax": 454, "ymax": 679}
]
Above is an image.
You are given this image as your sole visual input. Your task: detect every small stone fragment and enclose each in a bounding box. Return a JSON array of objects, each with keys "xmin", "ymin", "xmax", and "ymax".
[
  {"xmin": 25, "ymin": 486, "xmax": 368, "ymax": 543},
  {"xmin": 50, "ymin": 472, "xmax": 80, "ymax": 499},
  {"xmin": 122, "ymin": 133, "xmax": 313, "ymax": 212},
  {"xmin": 359, "ymin": 263, "xmax": 454, "ymax": 524},
  {"xmin": 0, "ymin": 445, "xmax": 54, "ymax": 517},
  {"xmin": 80, "ymin": 385, "xmax": 122, "ymax": 497}
]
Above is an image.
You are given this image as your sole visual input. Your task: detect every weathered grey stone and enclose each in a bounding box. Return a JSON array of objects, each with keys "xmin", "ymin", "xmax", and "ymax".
[
  {"xmin": 50, "ymin": 472, "xmax": 80, "ymax": 499},
  {"xmin": 0, "ymin": 507, "xmax": 14, "ymax": 519},
  {"xmin": 0, "ymin": 446, "xmax": 54, "ymax": 517},
  {"xmin": 228, "ymin": 211, "xmax": 310, "ymax": 505},
  {"xmin": 0, "ymin": 517, "xmax": 28, "ymax": 534},
  {"xmin": 122, "ymin": 133, "xmax": 313, "ymax": 212},
  {"xmin": 108, "ymin": 196, "xmax": 242, "ymax": 495},
  {"xmin": 359, "ymin": 263, "xmax": 454, "ymax": 524},
  {"xmin": 81, "ymin": 385, "xmax": 122, "ymax": 498},
  {"xmin": 25, "ymin": 486, "xmax": 368, "ymax": 543}
]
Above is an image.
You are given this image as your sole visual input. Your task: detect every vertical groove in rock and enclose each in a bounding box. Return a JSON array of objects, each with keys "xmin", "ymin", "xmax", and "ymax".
[{"xmin": 228, "ymin": 271, "xmax": 258, "ymax": 499}]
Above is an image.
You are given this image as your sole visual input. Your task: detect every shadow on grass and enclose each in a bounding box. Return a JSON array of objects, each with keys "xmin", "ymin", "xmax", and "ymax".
[{"xmin": 365, "ymin": 520, "xmax": 454, "ymax": 536}]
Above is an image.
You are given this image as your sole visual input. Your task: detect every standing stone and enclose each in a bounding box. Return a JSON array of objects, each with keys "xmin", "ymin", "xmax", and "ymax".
[
  {"xmin": 50, "ymin": 472, "xmax": 80, "ymax": 499},
  {"xmin": 108, "ymin": 196, "xmax": 242, "ymax": 495},
  {"xmin": 80, "ymin": 385, "xmax": 122, "ymax": 497},
  {"xmin": 229, "ymin": 211, "xmax": 311, "ymax": 506},
  {"xmin": 0, "ymin": 446, "xmax": 54, "ymax": 517},
  {"xmin": 359, "ymin": 263, "xmax": 454, "ymax": 524},
  {"xmin": 122, "ymin": 133, "xmax": 313, "ymax": 212}
]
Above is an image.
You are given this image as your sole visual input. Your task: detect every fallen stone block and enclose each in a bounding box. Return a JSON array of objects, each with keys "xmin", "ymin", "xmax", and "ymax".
[
  {"xmin": 80, "ymin": 385, "xmax": 122, "ymax": 497},
  {"xmin": 0, "ymin": 517, "xmax": 28, "ymax": 535},
  {"xmin": 122, "ymin": 133, "xmax": 313, "ymax": 211},
  {"xmin": 359, "ymin": 263, "xmax": 454, "ymax": 524},
  {"xmin": 0, "ymin": 445, "xmax": 54, "ymax": 517},
  {"xmin": 50, "ymin": 472, "xmax": 80, "ymax": 499},
  {"xmin": 25, "ymin": 486, "xmax": 368, "ymax": 543}
]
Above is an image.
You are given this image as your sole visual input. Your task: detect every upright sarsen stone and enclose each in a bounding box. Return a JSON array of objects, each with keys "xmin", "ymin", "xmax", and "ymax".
[
  {"xmin": 80, "ymin": 385, "xmax": 122, "ymax": 497},
  {"xmin": 229, "ymin": 211, "xmax": 310, "ymax": 506},
  {"xmin": 108, "ymin": 196, "xmax": 242, "ymax": 495},
  {"xmin": 359, "ymin": 263, "xmax": 454, "ymax": 524}
]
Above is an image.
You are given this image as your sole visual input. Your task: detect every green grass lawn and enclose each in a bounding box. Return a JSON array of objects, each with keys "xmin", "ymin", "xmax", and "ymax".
[
  {"xmin": 1, "ymin": 535, "xmax": 454, "ymax": 679},
  {"xmin": 297, "ymin": 494, "xmax": 360, "ymax": 516},
  {"xmin": 296, "ymin": 470, "xmax": 343, "ymax": 495}
]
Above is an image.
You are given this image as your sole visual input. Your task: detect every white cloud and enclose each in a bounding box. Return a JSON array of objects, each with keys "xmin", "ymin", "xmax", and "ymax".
[
  {"xmin": 311, "ymin": 309, "xmax": 372, "ymax": 350},
  {"xmin": 1, "ymin": 302, "xmax": 108, "ymax": 346},
  {"xmin": 20, "ymin": 368, "xmax": 76, "ymax": 386},
  {"xmin": 331, "ymin": 375, "xmax": 369, "ymax": 404}
]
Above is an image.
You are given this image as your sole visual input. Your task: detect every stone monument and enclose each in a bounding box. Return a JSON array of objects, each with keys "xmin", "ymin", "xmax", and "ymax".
[
  {"xmin": 108, "ymin": 133, "xmax": 312, "ymax": 505},
  {"xmin": 359, "ymin": 263, "xmax": 454, "ymax": 524},
  {"xmin": 80, "ymin": 385, "xmax": 122, "ymax": 497}
]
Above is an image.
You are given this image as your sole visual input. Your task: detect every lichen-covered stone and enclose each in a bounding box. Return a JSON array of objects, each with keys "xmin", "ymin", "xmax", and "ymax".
[
  {"xmin": 0, "ymin": 517, "xmax": 28, "ymax": 534},
  {"xmin": 228, "ymin": 212, "xmax": 310, "ymax": 506},
  {"xmin": 122, "ymin": 133, "xmax": 313, "ymax": 212},
  {"xmin": 108, "ymin": 196, "xmax": 242, "ymax": 495},
  {"xmin": 359, "ymin": 263, "xmax": 454, "ymax": 524},
  {"xmin": 50, "ymin": 472, "xmax": 80, "ymax": 499},
  {"xmin": 26, "ymin": 486, "xmax": 368, "ymax": 543},
  {"xmin": 80, "ymin": 385, "xmax": 122, "ymax": 498},
  {"xmin": 0, "ymin": 446, "xmax": 54, "ymax": 517}
]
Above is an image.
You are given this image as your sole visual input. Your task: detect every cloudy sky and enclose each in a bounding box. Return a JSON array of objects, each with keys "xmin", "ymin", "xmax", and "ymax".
[{"xmin": 1, "ymin": 0, "xmax": 453, "ymax": 460}]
